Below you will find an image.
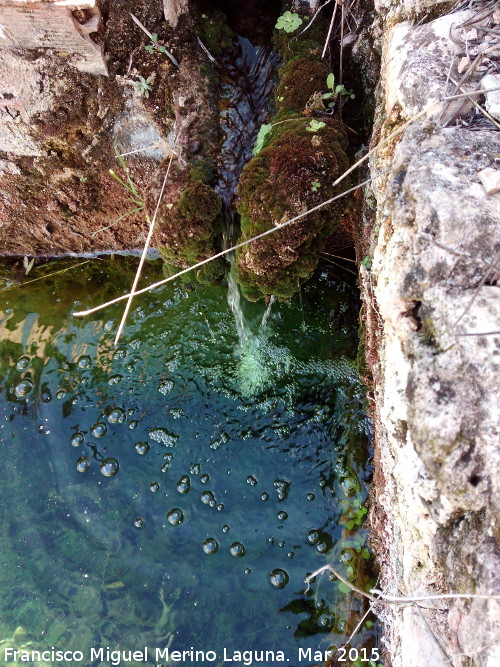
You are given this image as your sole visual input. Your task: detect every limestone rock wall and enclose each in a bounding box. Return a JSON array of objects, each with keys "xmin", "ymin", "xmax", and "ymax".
[{"xmin": 360, "ymin": 1, "xmax": 500, "ymax": 664}]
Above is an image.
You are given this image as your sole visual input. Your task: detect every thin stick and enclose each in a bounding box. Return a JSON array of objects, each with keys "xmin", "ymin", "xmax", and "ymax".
[
  {"xmin": 197, "ymin": 37, "xmax": 218, "ymax": 64},
  {"xmin": 129, "ymin": 13, "xmax": 180, "ymax": 68},
  {"xmin": 113, "ymin": 153, "xmax": 175, "ymax": 345},
  {"xmin": 293, "ymin": 0, "xmax": 333, "ymax": 39},
  {"xmin": 321, "ymin": 0, "xmax": 339, "ymax": 59},
  {"xmin": 455, "ymin": 330, "xmax": 500, "ymax": 336},
  {"xmin": 0, "ymin": 260, "xmax": 92, "ymax": 294},
  {"xmin": 450, "ymin": 76, "xmax": 500, "ymax": 130},
  {"xmin": 305, "ymin": 565, "xmax": 500, "ymax": 605},
  {"xmin": 74, "ymin": 92, "xmax": 470, "ymax": 321},
  {"xmin": 73, "ymin": 179, "xmax": 372, "ymax": 318}
]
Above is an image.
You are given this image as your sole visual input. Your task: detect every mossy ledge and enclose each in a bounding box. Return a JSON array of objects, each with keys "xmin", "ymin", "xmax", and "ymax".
[{"xmin": 235, "ymin": 13, "xmax": 351, "ymax": 302}]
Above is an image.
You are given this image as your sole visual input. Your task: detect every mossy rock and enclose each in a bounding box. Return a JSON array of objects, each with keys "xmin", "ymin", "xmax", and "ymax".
[
  {"xmin": 276, "ymin": 57, "xmax": 330, "ymax": 114},
  {"xmin": 199, "ymin": 10, "xmax": 236, "ymax": 58},
  {"xmin": 151, "ymin": 173, "xmax": 223, "ymax": 284},
  {"xmin": 235, "ymin": 117, "xmax": 350, "ymax": 301}
]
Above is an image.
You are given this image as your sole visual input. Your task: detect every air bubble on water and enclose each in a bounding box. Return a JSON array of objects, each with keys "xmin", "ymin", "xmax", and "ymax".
[
  {"xmin": 229, "ymin": 542, "xmax": 245, "ymax": 557},
  {"xmin": 16, "ymin": 356, "xmax": 30, "ymax": 371},
  {"xmin": 316, "ymin": 541, "xmax": 328, "ymax": 553},
  {"xmin": 270, "ymin": 568, "xmax": 289, "ymax": 589},
  {"xmin": 108, "ymin": 408, "xmax": 126, "ymax": 424},
  {"xmin": 190, "ymin": 463, "xmax": 201, "ymax": 475},
  {"xmin": 200, "ymin": 474, "xmax": 210, "ymax": 484},
  {"xmin": 41, "ymin": 391, "xmax": 52, "ymax": 403},
  {"xmin": 78, "ymin": 355, "xmax": 92, "ymax": 369},
  {"xmin": 158, "ymin": 380, "xmax": 174, "ymax": 395},
  {"xmin": 287, "ymin": 552, "xmax": 294, "ymax": 558},
  {"xmin": 134, "ymin": 517, "xmax": 144, "ymax": 529},
  {"xmin": 277, "ymin": 511, "xmax": 288, "ymax": 521},
  {"xmin": 76, "ymin": 457, "xmax": 90, "ymax": 472},
  {"xmin": 135, "ymin": 442, "xmax": 150, "ymax": 456},
  {"xmin": 91, "ymin": 422, "xmax": 107, "ymax": 438},
  {"xmin": 268, "ymin": 537, "xmax": 274, "ymax": 544},
  {"xmin": 71, "ymin": 432, "xmax": 85, "ymax": 447},
  {"xmin": 150, "ymin": 482, "xmax": 160, "ymax": 493},
  {"xmin": 177, "ymin": 475, "xmax": 190, "ymax": 494},
  {"xmin": 307, "ymin": 493, "xmax": 315, "ymax": 501},
  {"xmin": 167, "ymin": 508, "xmax": 184, "ymax": 525},
  {"xmin": 273, "ymin": 479, "xmax": 290, "ymax": 501},
  {"xmin": 318, "ymin": 614, "xmax": 333, "ymax": 629},
  {"xmin": 128, "ymin": 420, "xmax": 138, "ymax": 430},
  {"xmin": 244, "ymin": 568, "xmax": 251, "ymax": 575},
  {"xmin": 222, "ymin": 525, "xmax": 230, "ymax": 533},
  {"xmin": 14, "ymin": 378, "xmax": 34, "ymax": 398},
  {"xmin": 113, "ymin": 348, "xmax": 127, "ymax": 359},
  {"xmin": 246, "ymin": 475, "xmax": 257, "ymax": 486},
  {"xmin": 170, "ymin": 408, "xmax": 183, "ymax": 419},
  {"xmin": 104, "ymin": 319, "xmax": 116, "ymax": 332},
  {"xmin": 261, "ymin": 492, "xmax": 269, "ymax": 501},
  {"xmin": 278, "ymin": 541, "xmax": 285, "ymax": 548},
  {"xmin": 216, "ymin": 503, "xmax": 224, "ymax": 512},
  {"xmin": 100, "ymin": 458, "xmax": 119, "ymax": 477},
  {"xmin": 307, "ymin": 530, "xmax": 319, "ymax": 544},
  {"xmin": 148, "ymin": 428, "xmax": 178, "ymax": 447},
  {"xmin": 202, "ymin": 538, "xmax": 219, "ymax": 555},
  {"xmin": 56, "ymin": 389, "xmax": 66, "ymax": 400},
  {"xmin": 108, "ymin": 375, "xmax": 123, "ymax": 385}
]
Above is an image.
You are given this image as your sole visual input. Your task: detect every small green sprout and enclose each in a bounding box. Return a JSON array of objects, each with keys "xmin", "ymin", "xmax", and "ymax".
[
  {"xmin": 144, "ymin": 33, "xmax": 169, "ymax": 57},
  {"xmin": 322, "ymin": 73, "xmax": 355, "ymax": 107},
  {"xmin": 306, "ymin": 119, "xmax": 326, "ymax": 133},
  {"xmin": 275, "ymin": 11, "xmax": 303, "ymax": 33},
  {"xmin": 134, "ymin": 74, "xmax": 155, "ymax": 98},
  {"xmin": 311, "ymin": 181, "xmax": 321, "ymax": 192},
  {"xmin": 253, "ymin": 123, "xmax": 272, "ymax": 156}
]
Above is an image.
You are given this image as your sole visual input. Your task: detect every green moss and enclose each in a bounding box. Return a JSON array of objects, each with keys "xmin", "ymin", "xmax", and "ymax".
[
  {"xmin": 178, "ymin": 182, "xmax": 222, "ymax": 222},
  {"xmin": 235, "ymin": 117, "xmax": 350, "ymax": 301},
  {"xmin": 200, "ymin": 10, "xmax": 236, "ymax": 58},
  {"xmin": 189, "ymin": 158, "xmax": 214, "ymax": 183},
  {"xmin": 276, "ymin": 58, "xmax": 330, "ymax": 114},
  {"xmin": 196, "ymin": 257, "xmax": 226, "ymax": 285}
]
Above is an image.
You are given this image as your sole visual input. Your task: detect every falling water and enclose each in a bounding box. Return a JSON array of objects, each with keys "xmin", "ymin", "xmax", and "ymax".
[
  {"xmin": 216, "ymin": 37, "xmax": 279, "ymax": 348},
  {"xmin": 260, "ymin": 295, "xmax": 276, "ymax": 330}
]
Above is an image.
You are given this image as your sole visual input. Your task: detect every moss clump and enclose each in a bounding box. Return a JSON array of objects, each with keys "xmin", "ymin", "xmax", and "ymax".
[
  {"xmin": 235, "ymin": 117, "xmax": 350, "ymax": 301},
  {"xmin": 276, "ymin": 58, "xmax": 330, "ymax": 114},
  {"xmin": 200, "ymin": 10, "xmax": 236, "ymax": 58},
  {"xmin": 178, "ymin": 182, "xmax": 222, "ymax": 222},
  {"xmin": 150, "ymin": 168, "xmax": 223, "ymax": 284}
]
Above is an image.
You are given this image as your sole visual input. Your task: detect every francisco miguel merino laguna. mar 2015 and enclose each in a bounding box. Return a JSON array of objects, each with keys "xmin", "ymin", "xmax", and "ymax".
[{"xmin": 0, "ymin": 646, "xmax": 365, "ymax": 664}]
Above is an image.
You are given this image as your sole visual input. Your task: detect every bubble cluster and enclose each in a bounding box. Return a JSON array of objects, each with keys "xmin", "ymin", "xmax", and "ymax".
[{"xmin": 177, "ymin": 475, "xmax": 190, "ymax": 494}]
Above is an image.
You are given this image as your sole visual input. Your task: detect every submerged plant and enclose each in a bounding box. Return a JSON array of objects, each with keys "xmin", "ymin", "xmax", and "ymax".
[{"xmin": 275, "ymin": 11, "xmax": 303, "ymax": 34}]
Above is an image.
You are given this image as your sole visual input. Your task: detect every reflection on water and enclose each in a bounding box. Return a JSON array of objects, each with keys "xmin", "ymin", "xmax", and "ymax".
[{"xmin": 0, "ymin": 258, "xmax": 376, "ymax": 665}]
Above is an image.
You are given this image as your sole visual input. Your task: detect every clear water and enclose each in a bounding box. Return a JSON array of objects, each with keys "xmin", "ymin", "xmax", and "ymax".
[{"xmin": 0, "ymin": 259, "xmax": 375, "ymax": 665}]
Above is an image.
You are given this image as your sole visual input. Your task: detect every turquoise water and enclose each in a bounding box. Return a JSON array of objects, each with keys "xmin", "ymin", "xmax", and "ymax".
[{"xmin": 0, "ymin": 259, "xmax": 376, "ymax": 666}]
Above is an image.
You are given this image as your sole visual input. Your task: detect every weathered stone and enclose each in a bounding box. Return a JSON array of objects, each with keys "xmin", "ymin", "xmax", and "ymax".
[
  {"xmin": 481, "ymin": 73, "xmax": 500, "ymax": 121},
  {"xmin": 163, "ymin": 0, "xmax": 188, "ymax": 28},
  {"xmin": 478, "ymin": 167, "xmax": 500, "ymax": 195},
  {"xmin": 0, "ymin": 0, "xmax": 107, "ymax": 75},
  {"xmin": 359, "ymin": 4, "xmax": 500, "ymax": 665}
]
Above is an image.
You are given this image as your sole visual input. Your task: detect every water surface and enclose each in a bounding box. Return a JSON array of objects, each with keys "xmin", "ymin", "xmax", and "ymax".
[{"xmin": 0, "ymin": 259, "xmax": 375, "ymax": 665}]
